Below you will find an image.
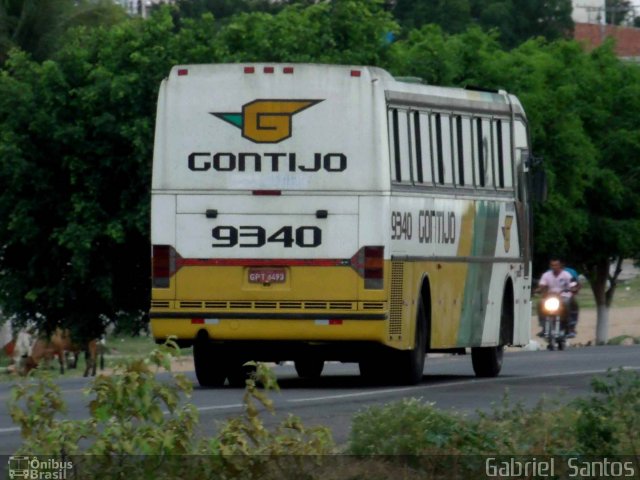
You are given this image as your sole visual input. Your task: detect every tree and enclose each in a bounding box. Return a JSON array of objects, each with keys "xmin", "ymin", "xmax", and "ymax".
[
  {"xmin": 0, "ymin": 1, "xmax": 397, "ymax": 337},
  {"xmin": 172, "ymin": 0, "xmax": 297, "ymax": 19},
  {"xmin": 0, "ymin": 0, "xmax": 126, "ymax": 64},
  {"xmin": 215, "ymin": 0, "xmax": 396, "ymax": 65},
  {"xmin": 605, "ymin": 0, "xmax": 635, "ymax": 25},
  {"xmin": 390, "ymin": 0, "xmax": 573, "ymax": 48},
  {"xmin": 0, "ymin": 10, "xmax": 219, "ymax": 337},
  {"xmin": 391, "ymin": 0, "xmax": 471, "ymax": 34}
]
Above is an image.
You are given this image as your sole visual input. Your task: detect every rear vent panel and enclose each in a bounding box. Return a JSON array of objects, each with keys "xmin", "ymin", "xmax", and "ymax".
[
  {"xmin": 389, "ymin": 262, "xmax": 404, "ymax": 339},
  {"xmin": 163, "ymin": 301, "xmax": 360, "ymax": 311},
  {"xmin": 180, "ymin": 301, "xmax": 203, "ymax": 309},
  {"xmin": 362, "ymin": 302, "xmax": 385, "ymax": 310}
]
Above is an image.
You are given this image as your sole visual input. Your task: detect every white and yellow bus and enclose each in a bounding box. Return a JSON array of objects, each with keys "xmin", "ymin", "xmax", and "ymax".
[{"xmin": 150, "ymin": 64, "xmax": 533, "ymax": 387}]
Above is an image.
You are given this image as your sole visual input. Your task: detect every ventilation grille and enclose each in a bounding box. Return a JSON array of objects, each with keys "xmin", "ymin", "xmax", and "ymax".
[
  {"xmin": 389, "ymin": 262, "xmax": 404, "ymax": 339},
  {"xmin": 177, "ymin": 301, "xmax": 356, "ymax": 311},
  {"xmin": 362, "ymin": 302, "xmax": 385, "ymax": 310},
  {"xmin": 151, "ymin": 301, "xmax": 170, "ymax": 308}
]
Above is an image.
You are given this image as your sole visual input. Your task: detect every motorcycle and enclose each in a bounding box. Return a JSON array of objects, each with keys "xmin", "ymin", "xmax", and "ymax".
[{"xmin": 540, "ymin": 293, "xmax": 568, "ymax": 351}]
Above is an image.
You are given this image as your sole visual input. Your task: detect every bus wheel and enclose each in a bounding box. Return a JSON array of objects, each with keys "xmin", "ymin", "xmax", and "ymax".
[
  {"xmin": 227, "ymin": 361, "xmax": 256, "ymax": 388},
  {"xmin": 394, "ymin": 299, "xmax": 426, "ymax": 385},
  {"xmin": 471, "ymin": 345, "xmax": 504, "ymax": 377},
  {"xmin": 193, "ymin": 337, "xmax": 227, "ymax": 387},
  {"xmin": 294, "ymin": 359, "xmax": 324, "ymax": 379}
]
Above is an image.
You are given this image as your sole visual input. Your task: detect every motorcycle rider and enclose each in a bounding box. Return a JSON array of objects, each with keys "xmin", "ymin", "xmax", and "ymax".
[{"xmin": 535, "ymin": 257, "xmax": 577, "ymax": 337}]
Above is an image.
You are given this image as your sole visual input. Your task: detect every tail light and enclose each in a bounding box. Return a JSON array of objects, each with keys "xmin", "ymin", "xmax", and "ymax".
[
  {"xmin": 351, "ymin": 246, "xmax": 384, "ymax": 289},
  {"xmin": 152, "ymin": 245, "xmax": 176, "ymax": 288}
]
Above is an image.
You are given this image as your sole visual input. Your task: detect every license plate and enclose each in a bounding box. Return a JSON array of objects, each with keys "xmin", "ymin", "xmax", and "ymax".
[{"xmin": 248, "ymin": 268, "xmax": 286, "ymax": 284}]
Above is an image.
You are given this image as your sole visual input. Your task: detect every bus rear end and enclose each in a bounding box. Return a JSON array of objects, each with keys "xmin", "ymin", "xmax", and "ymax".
[{"xmin": 150, "ymin": 64, "xmax": 392, "ymax": 385}]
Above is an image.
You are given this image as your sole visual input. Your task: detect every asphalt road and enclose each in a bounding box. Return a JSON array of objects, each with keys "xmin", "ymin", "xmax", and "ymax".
[{"xmin": 1, "ymin": 345, "xmax": 639, "ymax": 454}]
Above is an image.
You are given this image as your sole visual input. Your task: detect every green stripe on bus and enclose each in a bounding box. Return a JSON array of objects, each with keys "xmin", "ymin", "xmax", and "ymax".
[{"xmin": 457, "ymin": 201, "xmax": 500, "ymax": 346}]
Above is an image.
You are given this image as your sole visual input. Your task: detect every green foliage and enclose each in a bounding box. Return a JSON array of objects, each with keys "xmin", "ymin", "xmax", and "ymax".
[
  {"xmin": 605, "ymin": 0, "xmax": 636, "ymax": 25},
  {"xmin": 607, "ymin": 334, "xmax": 640, "ymax": 345},
  {"xmin": 9, "ymin": 340, "xmax": 197, "ymax": 458},
  {"xmin": 9, "ymin": 346, "xmax": 334, "ymax": 478},
  {"xmin": 0, "ymin": 7, "xmax": 219, "ymax": 336},
  {"xmin": 574, "ymin": 369, "xmax": 640, "ymax": 455},
  {"xmin": 350, "ymin": 398, "xmax": 501, "ymax": 456},
  {"xmin": 0, "ymin": 0, "xmax": 126, "ymax": 63},
  {"xmin": 216, "ymin": 0, "xmax": 397, "ymax": 65},
  {"xmin": 391, "ymin": 0, "xmax": 573, "ymax": 47},
  {"xmin": 349, "ymin": 370, "xmax": 640, "ymax": 474}
]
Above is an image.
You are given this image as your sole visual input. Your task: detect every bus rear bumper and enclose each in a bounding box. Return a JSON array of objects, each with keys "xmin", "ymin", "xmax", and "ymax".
[{"xmin": 150, "ymin": 314, "xmax": 388, "ymax": 346}]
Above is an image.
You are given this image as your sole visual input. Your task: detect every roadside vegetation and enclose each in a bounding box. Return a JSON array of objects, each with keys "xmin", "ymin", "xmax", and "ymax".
[
  {"xmin": 350, "ymin": 368, "xmax": 640, "ymax": 458},
  {"xmin": 9, "ymin": 344, "xmax": 640, "ymax": 478}
]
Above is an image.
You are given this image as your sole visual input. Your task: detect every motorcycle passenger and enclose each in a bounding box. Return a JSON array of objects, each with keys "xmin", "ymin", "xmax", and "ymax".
[
  {"xmin": 563, "ymin": 265, "xmax": 581, "ymax": 338},
  {"xmin": 535, "ymin": 258, "xmax": 576, "ymax": 337}
]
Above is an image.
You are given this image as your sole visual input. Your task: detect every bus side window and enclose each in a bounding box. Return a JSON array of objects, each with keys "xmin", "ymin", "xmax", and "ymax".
[
  {"xmin": 388, "ymin": 108, "xmax": 412, "ymax": 184},
  {"xmin": 494, "ymin": 119, "xmax": 505, "ymax": 188},
  {"xmin": 502, "ymin": 119, "xmax": 514, "ymax": 189},
  {"xmin": 482, "ymin": 117, "xmax": 494, "ymax": 188},
  {"xmin": 453, "ymin": 115, "xmax": 464, "ymax": 186},
  {"xmin": 431, "ymin": 113, "xmax": 443, "ymax": 185},
  {"xmin": 473, "ymin": 117, "xmax": 484, "ymax": 187},
  {"xmin": 474, "ymin": 117, "xmax": 493, "ymax": 188},
  {"xmin": 411, "ymin": 111, "xmax": 433, "ymax": 185},
  {"xmin": 441, "ymin": 113, "xmax": 453, "ymax": 185},
  {"xmin": 461, "ymin": 116, "xmax": 473, "ymax": 188}
]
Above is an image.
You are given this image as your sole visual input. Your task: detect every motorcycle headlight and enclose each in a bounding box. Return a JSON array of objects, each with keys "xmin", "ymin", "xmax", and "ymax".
[{"xmin": 543, "ymin": 297, "xmax": 561, "ymax": 313}]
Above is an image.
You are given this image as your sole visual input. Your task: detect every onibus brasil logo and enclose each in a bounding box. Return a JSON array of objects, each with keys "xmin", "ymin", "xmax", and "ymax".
[
  {"xmin": 211, "ymin": 99, "xmax": 323, "ymax": 143},
  {"xmin": 8, "ymin": 456, "xmax": 73, "ymax": 479}
]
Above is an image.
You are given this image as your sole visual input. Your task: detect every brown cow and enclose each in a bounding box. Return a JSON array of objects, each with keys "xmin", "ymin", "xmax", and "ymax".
[{"xmin": 24, "ymin": 329, "xmax": 101, "ymax": 377}]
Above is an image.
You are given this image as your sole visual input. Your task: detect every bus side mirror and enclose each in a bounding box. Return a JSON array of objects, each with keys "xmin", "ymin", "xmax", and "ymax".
[{"xmin": 531, "ymin": 169, "xmax": 547, "ymax": 203}]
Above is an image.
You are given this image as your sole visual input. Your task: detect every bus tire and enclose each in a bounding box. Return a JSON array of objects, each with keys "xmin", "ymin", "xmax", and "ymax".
[
  {"xmin": 227, "ymin": 361, "xmax": 256, "ymax": 388},
  {"xmin": 358, "ymin": 359, "xmax": 376, "ymax": 381},
  {"xmin": 471, "ymin": 345, "xmax": 504, "ymax": 377},
  {"xmin": 294, "ymin": 358, "xmax": 324, "ymax": 379},
  {"xmin": 193, "ymin": 337, "xmax": 226, "ymax": 387},
  {"xmin": 358, "ymin": 357, "xmax": 391, "ymax": 384},
  {"xmin": 394, "ymin": 298, "xmax": 426, "ymax": 385}
]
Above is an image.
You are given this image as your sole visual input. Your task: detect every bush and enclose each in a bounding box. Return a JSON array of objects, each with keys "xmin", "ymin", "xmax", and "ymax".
[
  {"xmin": 9, "ymin": 342, "xmax": 334, "ymax": 479},
  {"xmin": 574, "ymin": 368, "xmax": 640, "ymax": 455},
  {"xmin": 348, "ymin": 370, "xmax": 640, "ymax": 473}
]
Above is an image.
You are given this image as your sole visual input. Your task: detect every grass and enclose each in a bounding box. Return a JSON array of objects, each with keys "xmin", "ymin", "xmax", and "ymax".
[
  {"xmin": 609, "ymin": 275, "xmax": 640, "ymax": 308},
  {"xmin": 607, "ymin": 335, "xmax": 640, "ymax": 345},
  {"xmin": 108, "ymin": 335, "xmax": 192, "ymax": 357},
  {"xmin": 0, "ymin": 335, "xmax": 192, "ymax": 382}
]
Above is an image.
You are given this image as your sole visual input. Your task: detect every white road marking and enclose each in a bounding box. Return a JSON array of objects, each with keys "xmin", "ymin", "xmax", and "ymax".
[
  {"xmin": 2, "ymin": 365, "xmax": 639, "ymax": 433},
  {"xmin": 162, "ymin": 403, "xmax": 245, "ymax": 415},
  {"xmin": 0, "ymin": 427, "xmax": 20, "ymax": 433},
  {"xmin": 288, "ymin": 387, "xmax": 418, "ymax": 403},
  {"xmin": 287, "ymin": 366, "xmax": 640, "ymax": 404},
  {"xmin": 196, "ymin": 403, "xmax": 244, "ymax": 412}
]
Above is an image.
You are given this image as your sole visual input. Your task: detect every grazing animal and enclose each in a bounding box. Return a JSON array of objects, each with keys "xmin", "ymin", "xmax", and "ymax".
[
  {"xmin": 1, "ymin": 322, "xmax": 35, "ymax": 374},
  {"xmin": 24, "ymin": 329, "xmax": 102, "ymax": 377}
]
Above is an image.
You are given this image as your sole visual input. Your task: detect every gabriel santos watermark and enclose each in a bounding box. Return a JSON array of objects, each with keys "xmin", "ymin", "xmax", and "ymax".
[
  {"xmin": 7, "ymin": 456, "xmax": 73, "ymax": 480},
  {"xmin": 485, "ymin": 457, "xmax": 637, "ymax": 478}
]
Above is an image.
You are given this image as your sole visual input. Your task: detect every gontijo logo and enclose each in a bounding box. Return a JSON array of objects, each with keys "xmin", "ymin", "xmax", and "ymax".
[{"xmin": 211, "ymin": 99, "xmax": 323, "ymax": 143}]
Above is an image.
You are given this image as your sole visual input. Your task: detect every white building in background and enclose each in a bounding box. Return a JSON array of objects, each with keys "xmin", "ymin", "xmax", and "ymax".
[{"xmin": 572, "ymin": 0, "xmax": 606, "ymax": 25}]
